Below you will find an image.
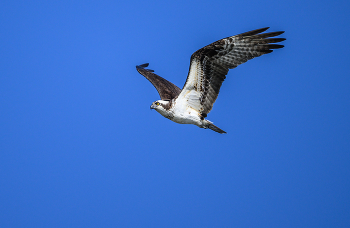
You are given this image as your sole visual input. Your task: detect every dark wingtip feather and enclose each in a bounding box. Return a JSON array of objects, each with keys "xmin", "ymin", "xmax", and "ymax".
[
  {"xmin": 136, "ymin": 63, "xmax": 154, "ymax": 72},
  {"xmin": 267, "ymin": 31, "xmax": 285, "ymax": 37},
  {"xmin": 267, "ymin": 44, "xmax": 285, "ymax": 49},
  {"xmin": 136, "ymin": 63, "xmax": 149, "ymax": 69},
  {"xmin": 265, "ymin": 38, "xmax": 286, "ymax": 43},
  {"xmin": 238, "ymin": 27, "xmax": 270, "ymax": 36},
  {"xmin": 263, "ymin": 50, "xmax": 273, "ymax": 54}
]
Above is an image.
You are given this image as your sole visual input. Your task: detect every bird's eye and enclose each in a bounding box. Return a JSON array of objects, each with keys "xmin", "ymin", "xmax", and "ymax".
[{"xmin": 155, "ymin": 102, "xmax": 160, "ymax": 106}]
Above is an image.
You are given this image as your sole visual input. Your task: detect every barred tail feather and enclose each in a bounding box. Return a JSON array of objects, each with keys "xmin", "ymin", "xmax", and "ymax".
[{"xmin": 208, "ymin": 123, "xmax": 227, "ymax": 134}]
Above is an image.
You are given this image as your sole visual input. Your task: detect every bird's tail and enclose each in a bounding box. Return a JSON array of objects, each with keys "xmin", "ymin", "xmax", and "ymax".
[{"xmin": 204, "ymin": 120, "xmax": 227, "ymax": 134}]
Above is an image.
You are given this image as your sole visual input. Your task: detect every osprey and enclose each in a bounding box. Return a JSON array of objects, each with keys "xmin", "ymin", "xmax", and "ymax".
[{"xmin": 136, "ymin": 27, "xmax": 285, "ymax": 134}]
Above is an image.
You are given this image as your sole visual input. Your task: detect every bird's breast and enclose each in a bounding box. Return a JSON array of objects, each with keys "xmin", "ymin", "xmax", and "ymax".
[{"xmin": 169, "ymin": 105, "xmax": 202, "ymax": 125}]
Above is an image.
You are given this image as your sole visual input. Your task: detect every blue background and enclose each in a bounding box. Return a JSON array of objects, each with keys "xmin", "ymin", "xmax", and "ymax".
[{"xmin": 1, "ymin": 0, "xmax": 349, "ymax": 227}]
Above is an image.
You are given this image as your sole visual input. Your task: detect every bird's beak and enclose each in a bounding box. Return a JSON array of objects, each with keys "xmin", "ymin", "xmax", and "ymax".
[{"xmin": 150, "ymin": 104, "xmax": 156, "ymax": 110}]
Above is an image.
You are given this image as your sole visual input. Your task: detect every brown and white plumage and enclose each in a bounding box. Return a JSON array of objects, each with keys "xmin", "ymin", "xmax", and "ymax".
[{"xmin": 136, "ymin": 27, "xmax": 285, "ymax": 134}]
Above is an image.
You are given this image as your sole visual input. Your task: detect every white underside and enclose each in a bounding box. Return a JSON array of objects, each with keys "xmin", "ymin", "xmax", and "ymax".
[
  {"xmin": 171, "ymin": 106, "xmax": 202, "ymax": 126},
  {"xmin": 153, "ymin": 61, "xmax": 210, "ymax": 128},
  {"xmin": 155, "ymin": 99, "xmax": 208, "ymax": 128}
]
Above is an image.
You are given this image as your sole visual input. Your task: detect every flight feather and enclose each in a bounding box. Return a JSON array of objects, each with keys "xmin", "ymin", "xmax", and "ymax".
[
  {"xmin": 136, "ymin": 63, "xmax": 181, "ymax": 100},
  {"xmin": 178, "ymin": 27, "xmax": 285, "ymax": 117}
]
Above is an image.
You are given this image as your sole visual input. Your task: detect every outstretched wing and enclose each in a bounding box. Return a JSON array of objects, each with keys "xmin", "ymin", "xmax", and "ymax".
[
  {"xmin": 177, "ymin": 27, "xmax": 285, "ymax": 117},
  {"xmin": 136, "ymin": 63, "xmax": 181, "ymax": 100}
]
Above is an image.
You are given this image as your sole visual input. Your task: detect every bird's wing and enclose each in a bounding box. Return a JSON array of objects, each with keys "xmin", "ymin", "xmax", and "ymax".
[
  {"xmin": 177, "ymin": 27, "xmax": 285, "ymax": 117},
  {"xmin": 136, "ymin": 63, "xmax": 181, "ymax": 100}
]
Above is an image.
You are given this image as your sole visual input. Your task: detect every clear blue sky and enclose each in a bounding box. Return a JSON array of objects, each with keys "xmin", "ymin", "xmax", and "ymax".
[{"xmin": 1, "ymin": 0, "xmax": 349, "ymax": 227}]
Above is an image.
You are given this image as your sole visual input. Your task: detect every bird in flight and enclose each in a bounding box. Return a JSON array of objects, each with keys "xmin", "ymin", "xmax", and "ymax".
[{"xmin": 136, "ymin": 27, "xmax": 285, "ymax": 134}]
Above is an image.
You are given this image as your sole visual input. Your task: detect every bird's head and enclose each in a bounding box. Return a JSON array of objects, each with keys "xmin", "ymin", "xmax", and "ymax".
[{"xmin": 150, "ymin": 100, "xmax": 170, "ymax": 113}]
